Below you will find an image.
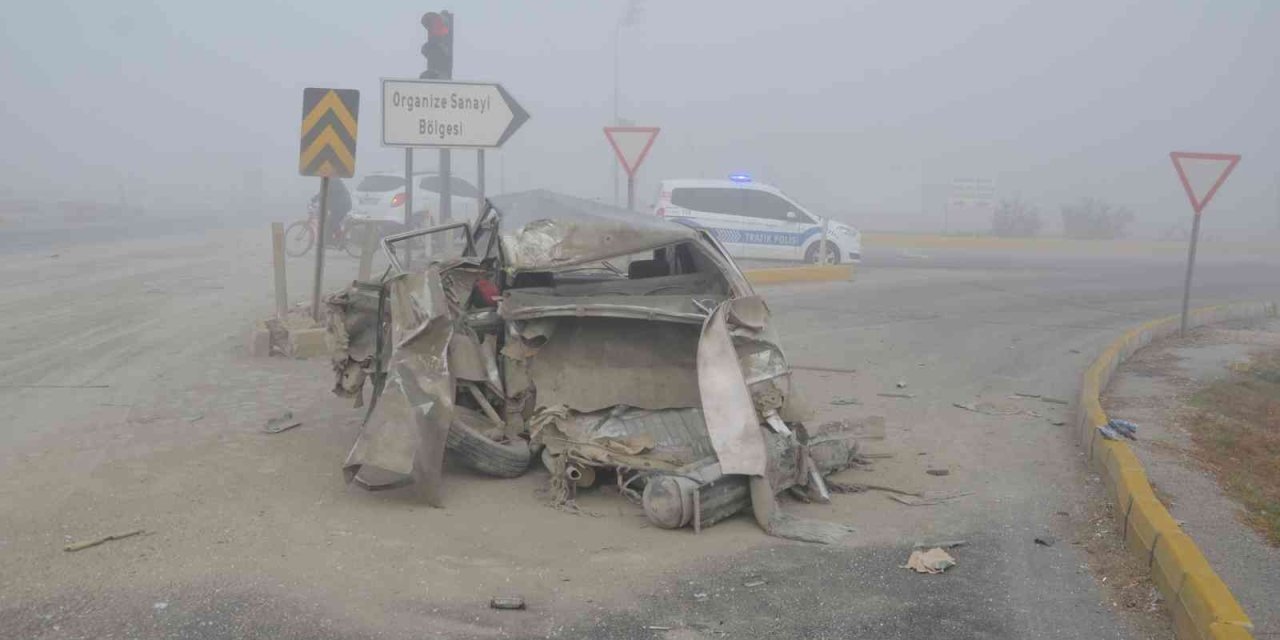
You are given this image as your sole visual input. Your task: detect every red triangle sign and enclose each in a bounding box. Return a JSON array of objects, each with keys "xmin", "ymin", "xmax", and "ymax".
[
  {"xmin": 1170, "ymin": 151, "xmax": 1240, "ymax": 215},
  {"xmin": 604, "ymin": 126, "xmax": 660, "ymax": 177}
]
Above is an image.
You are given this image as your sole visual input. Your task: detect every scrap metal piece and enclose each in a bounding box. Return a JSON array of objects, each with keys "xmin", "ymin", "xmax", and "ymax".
[
  {"xmin": 697, "ymin": 300, "xmax": 767, "ymax": 476},
  {"xmin": 342, "ymin": 268, "xmax": 455, "ymax": 505}
]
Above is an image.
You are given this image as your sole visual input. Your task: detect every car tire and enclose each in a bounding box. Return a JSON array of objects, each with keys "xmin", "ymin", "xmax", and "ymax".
[
  {"xmin": 446, "ymin": 408, "xmax": 532, "ymax": 478},
  {"xmin": 284, "ymin": 220, "xmax": 315, "ymax": 257},
  {"xmin": 804, "ymin": 241, "xmax": 840, "ymax": 264}
]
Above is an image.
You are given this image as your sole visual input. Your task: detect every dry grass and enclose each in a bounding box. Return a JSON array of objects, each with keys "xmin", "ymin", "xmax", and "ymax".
[{"xmin": 1186, "ymin": 348, "xmax": 1280, "ymax": 546}]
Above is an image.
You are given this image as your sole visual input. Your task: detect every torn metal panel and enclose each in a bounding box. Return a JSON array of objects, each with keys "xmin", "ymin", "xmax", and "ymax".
[
  {"xmin": 697, "ymin": 300, "xmax": 767, "ymax": 476},
  {"xmin": 342, "ymin": 268, "xmax": 455, "ymax": 506},
  {"xmin": 527, "ymin": 318, "xmax": 701, "ymax": 412}
]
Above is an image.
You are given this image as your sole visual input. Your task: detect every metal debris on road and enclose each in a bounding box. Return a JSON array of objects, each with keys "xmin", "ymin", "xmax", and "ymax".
[
  {"xmin": 896, "ymin": 380, "xmax": 908, "ymax": 388},
  {"xmin": 743, "ymin": 580, "xmax": 766, "ymax": 588},
  {"xmin": 913, "ymin": 540, "xmax": 967, "ymax": 550},
  {"xmin": 1013, "ymin": 392, "xmax": 1042, "ymax": 398},
  {"xmin": 489, "ymin": 596, "xmax": 526, "ymax": 610},
  {"xmin": 63, "ymin": 529, "xmax": 145, "ymax": 552},
  {"xmin": 901, "ymin": 547, "xmax": 956, "ymax": 574},
  {"xmin": 888, "ymin": 491, "xmax": 972, "ymax": 507},
  {"xmin": 1049, "ymin": 419, "xmax": 1066, "ymax": 426},
  {"xmin": 926, "ymin": 469, "xmax": 950, "ymax": 476},
  {"xmin": 878, "ymin": 392, "xmax": 915, "ymax": 399},
  {"xmin": 1097, "ymin": 424, "xmax": 1122, "ymax": 441},
  {"xmin": 1041, "ymin": 397, "xmax": 1070, "ymax": 405},
  {"xmin": 1034, "ymin": 536, "xmax": 1056, "ymax": 547},
  {"xmin": 264, "ymin": 411, "xmax": 302, "ymax": 434},
  {"xmin": 829, "ymin": 397, "xmax": 861, "ymax": 405}
]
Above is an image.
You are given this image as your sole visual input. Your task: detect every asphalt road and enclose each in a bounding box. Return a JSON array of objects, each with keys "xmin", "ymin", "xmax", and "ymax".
[{"xmin": 1, "ymin": 231, "xmax": 1278, "ymax": 639}]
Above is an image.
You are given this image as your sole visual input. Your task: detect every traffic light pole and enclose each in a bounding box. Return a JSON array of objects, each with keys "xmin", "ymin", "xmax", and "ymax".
[{"xmin": 403, "ymin": 148, "xmax": 413, "ymax": 268}]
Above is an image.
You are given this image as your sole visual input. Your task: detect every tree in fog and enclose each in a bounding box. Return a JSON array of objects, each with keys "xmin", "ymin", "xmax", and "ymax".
[
  {"xmin": 1060, "ymin": 197, "xmax": 1135, "ymax": 240},
  {"xmin": 991, "ymin": 197, "xmax": 1042, "ymax": 237}
]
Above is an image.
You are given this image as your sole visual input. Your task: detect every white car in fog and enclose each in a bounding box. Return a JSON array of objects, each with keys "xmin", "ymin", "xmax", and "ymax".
[
  {"xmin": 651, "ymin": 177, "xmax": 861, "ymax": 263},
  {"xmin": 349, "ymin": 171, "xmax": 481, "ymax": 229}
]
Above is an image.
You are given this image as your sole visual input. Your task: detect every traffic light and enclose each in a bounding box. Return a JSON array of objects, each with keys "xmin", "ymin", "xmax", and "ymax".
[{"xmin": 420, "ymin": 11, "xmax": 453, "ymax": 80}]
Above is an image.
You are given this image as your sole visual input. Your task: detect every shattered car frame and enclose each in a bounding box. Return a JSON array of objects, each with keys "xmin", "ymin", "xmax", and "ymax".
[{"xmin": 326, "ymin": 190, "xmax": 861, "ymax": 541}]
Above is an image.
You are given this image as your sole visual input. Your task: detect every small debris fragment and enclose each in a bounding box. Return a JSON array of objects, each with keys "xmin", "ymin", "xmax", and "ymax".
[
  {"xmin": 743, "ymin": 580, "xmax": 766, "ymax": 588},
  {"xmin": 153, "ymin": 602, "xmax": 168, "ymax": 611},
  {"xmin": 644, "ymin": 626, "xmax": 672, "ymax": 631},
  {"xmin": 901, "ymin": 547, "xmax": 956, "ymax": 574},
  {"xmin": 896, "ymin": 380, "xmax": 908, "ymax": 389},
  {"xmin": 264, "ymin": 411, "xmax": 301, "ymax": 434},
  {"xmin": 1013, "ymin": 392, "xmax": 1042, "ymax": 399},
  {"xmin": 926, "ymin": 469, "xmax": 950, "ymax": 477},
  {"xmin": 878, "ymin": 392, "xmax": 915, "ymax": 399},
  {"xmin": 1097, "ymin": 424, "xmax": 1122, "ymax": 441},
  {"xmin": 1034, "ymin": 536, "xmax": 1056, "ymax": 547},
  {"xmin": 1107, "ymin": 419, "xmax": 1138, "ymax": 440},
  {"xmin": 693, "ymin": 592, "xmax": 709, "ymax": 602},
  {"xmin": 1069, "ymin": 349, "xmax": 1082, "ymax": 354},
  {"xmin": 913, "ymin": 540, "xmax": 967, "ymax": 550},
  {"xmin": 889, "ymin": 491, "xmax": 972, "ymax": 507},
  {"xmin": 1041, "ymin": 397, "xmax": 1069, "ymax": 405},
  {"xmin": 829, "ymin": 397, "xmax": 861, "ymax": 406},
  {"xmin": 489, "ymin": 596, "xmax": 526, "ymax": 610},
  {"xmin": 64, "ymin": 529, "xmax": 145, "ymax": 552},
  {"xmin": 1049, "ymin": 419, "xmax": 1066, "ymax": 426}
]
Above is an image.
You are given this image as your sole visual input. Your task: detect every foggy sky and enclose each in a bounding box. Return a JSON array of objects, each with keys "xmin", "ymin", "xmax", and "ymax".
[{"xmin": 1, "ymin": 0, "xmax": 1276, "ymax": 234}]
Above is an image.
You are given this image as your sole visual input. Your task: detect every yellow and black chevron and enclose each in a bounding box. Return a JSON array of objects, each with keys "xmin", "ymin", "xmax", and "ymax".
[{"xmin": 299, "ymin": 88, "xmax": 359, "ymax": 178}]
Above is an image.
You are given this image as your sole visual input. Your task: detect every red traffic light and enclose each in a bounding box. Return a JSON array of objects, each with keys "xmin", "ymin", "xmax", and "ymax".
[{"xmin": 421, "ymin": 12, "xmax": 450, "ymax": 37}]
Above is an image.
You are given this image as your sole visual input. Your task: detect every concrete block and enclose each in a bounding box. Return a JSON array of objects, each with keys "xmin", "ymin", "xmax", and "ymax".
[
  {"xmin": 1152, "ymin": 531, "xmax": 1212, "ymax": 603},
  {"xmin": 248, "ymin": 322, "xmax": 272, "ymax": 358},
  {"xmin": 288, "ymin": 327, "xmax": 331, "ymax": 359},
  {"xmin": 1177, "ymin": 572, "xmax": 1253, "ymax": 638},
  {"xmin": 1208, "ymin": 622, "xmax": 1256, "ymax": 640},
  {"xmin": 1125, "ymin": 495, "xmax": 1178, "ymax": 559}
]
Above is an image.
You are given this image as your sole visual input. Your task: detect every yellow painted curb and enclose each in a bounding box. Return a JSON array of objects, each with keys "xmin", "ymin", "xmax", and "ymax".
[
  {"xmin": 1080, "ymin": 301, "xmax": 1277, "ymax": 639},
  {"xmin": 743, "ymin": 264, "xmax": 854, "ymax": 285}
]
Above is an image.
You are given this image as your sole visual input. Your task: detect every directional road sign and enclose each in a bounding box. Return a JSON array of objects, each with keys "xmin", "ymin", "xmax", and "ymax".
[
  {"xmin": 1170, "ymin": 151, "xmax": 1241, "ymax": 215},
  {"xmin": 603, "ymin": 126, "xmax": 660, "ymax": 177},
  {"xmin": 382, "ymin": 79, "xmax": 529, "ymax": 149},
  {"xmin": 299, "ymin": 88, "xmax": 359, "ymax": 178}
]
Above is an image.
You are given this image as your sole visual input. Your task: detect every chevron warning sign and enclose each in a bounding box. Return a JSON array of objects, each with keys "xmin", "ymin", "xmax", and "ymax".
[{"xmin": 299, "ymin": 88, "xmax": 359, "ymax": 178}]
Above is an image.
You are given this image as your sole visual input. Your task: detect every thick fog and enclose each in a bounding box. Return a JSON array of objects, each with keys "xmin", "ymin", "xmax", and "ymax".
[{"xmin": 2, "ymin": 0, "xmax": 1277, "ymax": 236}]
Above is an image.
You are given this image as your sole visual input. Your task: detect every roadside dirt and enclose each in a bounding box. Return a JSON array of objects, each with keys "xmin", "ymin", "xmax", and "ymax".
[{"xmin": 1102, "ymin": 318, "xmax": 1280, "ymax": 636}]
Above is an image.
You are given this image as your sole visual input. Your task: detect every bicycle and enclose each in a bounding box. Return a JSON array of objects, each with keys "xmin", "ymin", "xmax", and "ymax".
[{"xmin": 284, "ymin": 213, "xmax": 367, "ymax": 259}]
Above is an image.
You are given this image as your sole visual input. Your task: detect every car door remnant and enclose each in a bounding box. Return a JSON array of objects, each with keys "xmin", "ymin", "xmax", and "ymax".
[{"xmin": 323, "ymin": 190, "xmax": 862, "ymax": 541}]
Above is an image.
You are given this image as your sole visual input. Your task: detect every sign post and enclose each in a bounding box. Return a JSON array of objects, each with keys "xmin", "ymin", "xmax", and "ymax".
[
  {"xmin": 1169, "ymin": 151, "xmax": 1241, "ymax": 335},
  {"xmin": 299, "ymin": 88, "xmax": 359, "ymax": 322},
  {"xmin": 603, "ymin": 126, "xmax": 660, "ymax": 211}
]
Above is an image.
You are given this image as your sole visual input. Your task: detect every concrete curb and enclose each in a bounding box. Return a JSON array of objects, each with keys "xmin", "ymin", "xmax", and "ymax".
[
  {"xmin": 1078, "ymin": 301, "xmax": 1277, "ymax": 639},
  {"xmin": 742, "ymin": 264, "xmax": 854, "ymax": 285}
]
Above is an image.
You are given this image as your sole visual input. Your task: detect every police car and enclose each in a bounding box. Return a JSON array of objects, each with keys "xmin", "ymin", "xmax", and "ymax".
[{"xmin": 651, "ymin": 176, "xmax": 861, "ymax": 263}]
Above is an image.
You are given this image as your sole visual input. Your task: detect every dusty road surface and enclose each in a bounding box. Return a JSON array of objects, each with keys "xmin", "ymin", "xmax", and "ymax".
[{"xmin": 2, "ymin": 229, "xmax": 1279, "ymax": 639}]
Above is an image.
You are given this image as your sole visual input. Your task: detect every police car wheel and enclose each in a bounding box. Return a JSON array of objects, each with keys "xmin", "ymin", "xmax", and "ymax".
[{"xmin": 804, "ymin": 242, "xmax": 840, "ymax": 264}]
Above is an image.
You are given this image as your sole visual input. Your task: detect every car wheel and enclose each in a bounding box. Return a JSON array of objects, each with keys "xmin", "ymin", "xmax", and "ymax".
[
  {"xmin": 804, "ymin": 241, "xmax": 840, "ymax": 264},
  {"xmin": 446, "ymin": 407, "xmax": 532, "ymax": 478}
]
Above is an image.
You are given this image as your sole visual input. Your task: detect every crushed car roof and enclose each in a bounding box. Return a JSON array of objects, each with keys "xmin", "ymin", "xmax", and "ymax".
[{"xmin": 489, "ymin": 189, "xmax": 699, "ymax": 271}]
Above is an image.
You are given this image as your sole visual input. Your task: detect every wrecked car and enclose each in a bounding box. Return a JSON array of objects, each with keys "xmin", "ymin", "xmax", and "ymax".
[{"xmin": 326, "ymin": 190, "xmax": 861, "ymax": 542}]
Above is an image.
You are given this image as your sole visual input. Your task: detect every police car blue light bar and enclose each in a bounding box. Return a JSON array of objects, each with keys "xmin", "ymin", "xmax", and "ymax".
[{"xmin": 729, "ymin": 173, "xmax": 752, "ymax": 183}]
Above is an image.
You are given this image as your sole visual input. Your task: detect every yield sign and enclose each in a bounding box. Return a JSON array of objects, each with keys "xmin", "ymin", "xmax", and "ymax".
[
  {"xmin": 1170, "ymin": 151, "xmax": 1241, "ymax": 215},
  {"xmin": 604, "ymin": 126, "xmax": 660, "ymax": 177}
]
